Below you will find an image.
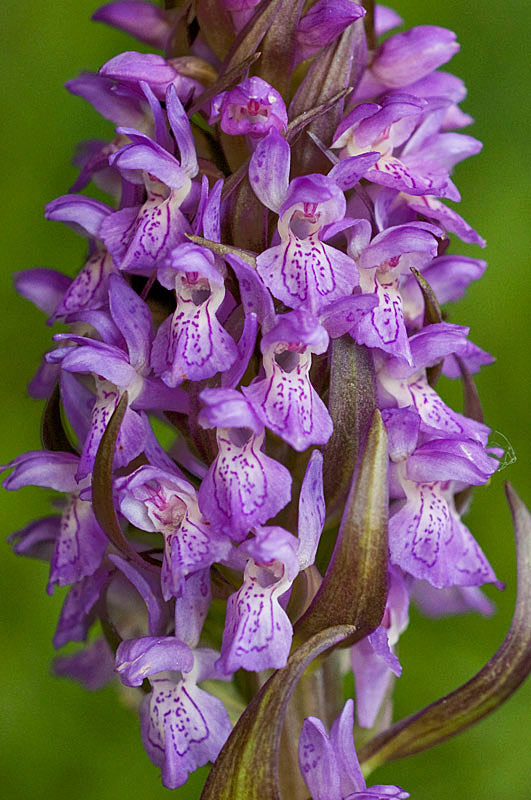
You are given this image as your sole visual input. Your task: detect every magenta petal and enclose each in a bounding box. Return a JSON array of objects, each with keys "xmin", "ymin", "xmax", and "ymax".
[
  {"xmin": 8, "ymin": 515, "xmax": 59, "ymax": 561},
  {"xmin": 389, "ymin": 483, "xmax": 497, "ymax": 589},
  {"xmin": 48, "ymin": 496, "xmax": 108, "ymax": 592},
  {"xmin": 257, "ymin": 234, "xmax": 358, "ymax": 313},
  {"xmin": 109, "ymin": 553, "xmax": 170, "ymax": 636},
  {"xmin": 299, "ymin": 716, "xmax": 342, "ymax": 800},
  {"xmin": 53, "ymin": 638, "xmax": 116, "ymax": 690},
  {"xmin": 108, "ymin": 273, "xmax": 153, "ymax": 372},
  {"xmin": 297, "ymin": 450, "xmax": 325, "ymax": 569},
  {"xmin": 99, "ymin": 51, "xmax": 176, "ymax": 99},
  {"xmin": 174, "ymin": 570, "xmax": 212, "ymax": 649},
  {"xmin": 53, "ymin": 564, "xmax": 113, "ymax": 647},
  {"xmin": 160, "ymin": 514, "xmax": 231, "ymax": 600},
  {"xmin": 166, "ymin": 85, "xmax": 198, "ymax": 178},
  {"xmin": 92, "ymin": 2, "xmax": 172, "ymax": 49},
  {"xmin": 248, "ymin": 128, "xmax": 290, "ymax": 213},
  {"xmin": 351, "ymin": 628, "xmax": 400, "ymax": 728},
  {"xmin": 115, "ymin": 636, "xmax": 193, "ymax": 686},
  {"xmin": 14, "ymin": 268, "xmax": 72, "ymax": 316},
  {"xmin": 45, "ymin": 194, "xmax": 112, "ymax": 239},
  {"xmin": 218, "ymin": 561, "xmax": 293, "ymax": 672},
  {"xmin": 330, "ymin": 699, "xmax": 365, "ymax": 795},
  {"xmin": 243, "ymin": 365, "xmax": 333, "ymax": 452},
  {"xmin": 140, "ymin": 678, "xmax": 231, "ymax": 789},
  {"xmin": 198, "ymin": 429, "xmax": 292, "ymax": 538}
]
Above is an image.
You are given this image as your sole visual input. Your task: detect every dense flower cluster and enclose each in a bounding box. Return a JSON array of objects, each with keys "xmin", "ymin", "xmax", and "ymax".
[{"xmin": 4, "ymin": 2, "xmax": 517, "ymax": 796}]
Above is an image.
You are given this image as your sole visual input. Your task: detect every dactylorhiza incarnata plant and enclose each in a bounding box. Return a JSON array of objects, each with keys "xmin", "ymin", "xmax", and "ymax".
[{"xmin": 4, "ymin": 1, "xmax": 531, "ymax": 797}]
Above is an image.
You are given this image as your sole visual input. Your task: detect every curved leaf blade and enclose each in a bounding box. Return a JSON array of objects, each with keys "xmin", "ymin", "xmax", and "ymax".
[
  {"xmin": 200, "ymin": 625, "xmax": 356, "ymax": 800},
  {"xmin": 322, "ymin": 336, "xmax": 376, "ymax": 517},
  {"xmin": 92, "ymin": 392, "xmax": 153, "ymax": 570},
  {"xmin": 40, "ymin": 383, "xmax": 77, "ymax": 454},
  {"xmin": 359, "ymin": 482, "xmax": 531, "ymax": 771},
  {"xmin": 295, "ymin": 410, "xmax": 388, "ymax": 646}
]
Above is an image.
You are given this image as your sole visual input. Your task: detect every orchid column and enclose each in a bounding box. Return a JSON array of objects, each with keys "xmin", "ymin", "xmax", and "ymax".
[{"xmin": 3, "ymin": 2, "xmax": 530, "ymax": 799}]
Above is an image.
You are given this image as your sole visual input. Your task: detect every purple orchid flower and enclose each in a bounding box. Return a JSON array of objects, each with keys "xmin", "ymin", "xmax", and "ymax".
[
  {"xmin": 2, "ymin": 451, "xmax": 108, "ymax": 591},
  {"xmin": 242, "ymin": 309, "xmax": 333, "ymax": 451},
  {"xmin": 299, "ymin": 699, "xmax": 409, "ymax": 800},
  {"xmin": 356, "ymin": 25, "xmax": 459, "ymax": 99},
  {"xmin": 47, "ymin": 272, "xmax": 188, "ymax": 479},
  {"xmin": 151, "ymin": 243, "xmax": 239, "ymax": 386},
  {"xmin": 217, "ymin": 452, "xmax": 325, "ymax": 673},
  {"xmin": 347, "ymin": 219, "xmax": 440, "ymax": 363},
  {"xmin": 377, "ymin": 323, "xmax": 492, "ymax": 444},
  {"xmin": 333, "ymin": 93, "xmax": 468, "ymax": 200},
  {"xmin": 92, "ymin": 2, "xmax": 175, "ymax": 51},
  {"xmin": 197, "ymin": 387, "xmax": 292, "ymax": 539},
  {"xmin": 116, "ymin": 464, "xmax": 231, "ymax": 599},
  {"xmin": 383, "ymin": 408, "xmax": 499, "ymax": 588},
  {"xmin": 44, "ymin": 194, "xmax": 116, "ymax": 318},
  {"xmin": 116, "ymin": 588, "xmax": 231, "ymax": 790},
  {"xmin": 210, "ymin": 76, "xmax": 288, "ymax": 142},
  {"xmin": 100, "ymin": 85, "xmax": 199, "ymax": 275},
  {"xmin": 249, "ymin": 129, "xmax": 375, "ymax": 313}
]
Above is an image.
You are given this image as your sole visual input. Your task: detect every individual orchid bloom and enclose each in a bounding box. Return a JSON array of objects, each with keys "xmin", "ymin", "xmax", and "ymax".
[
  {"xmin": 383, "ymin": 407, "xmax": 499, "ymax": 588},
  {"xmin": 44, "ymin": 194, "xmax": 116, "ymax": 319},
  {"xmin": 242, "ymin": 309, "xmax": 333, "ymax": 451},
  {"xmin": 100, "ymin": 85, "xmax": 199, "ymax": 275},
  {"xmin": 351, "ymin": 567, "xmax": 410, "ymax": 728},
  {"xmin": 333, "ymin": 93, "xmax": 464, "ymax": 200},
  {"xmin": 298, "ymin": 699, "xmax": 409, "ymax": 800},
  {"xmin": 293, "ymin": 0, "xmax": 366, "ymax": 66},
  {"xmin": 115, "ymin": 636, "xmax": 232, "ymax": 789},
  {"xmin": 249, "ymin": 129, "xmax": 371, "ymax": 313},
  {"xmin": 377, "ymin": 323, "xmax": 491, "ymax": 444},
  {"xmin": 151, "ymin": 243, "xmax": 239, "ymax": 386},
  {"xmin": 210, "ymin": 76, "xmax": 288, "ymax": 143},
  {"xmin": 2, "ymin": 451, "xmax": 108, "ymax": 591},
  {"xmin": 355, "ymin": 25, "xmax": 459, "ymax": 100},
  {"xmin": 197, "ymin": 388, "xmax": 292, "ymax": 540},
  {"xmin": 47, "ymin": 273, "xmax": 188, "ymax": 479},
  {"xmin": 116, "ymin": 464, "xmax": 231, "ymax": 599},
  {"xmin": 218, "ymin": 525, "xmax": 301, "ymax": 674},
  {"xmin": 216, "ymin": 451, "xmax": 325, "ymax": 674},
  {"xmin": 347, "ymin": 219, "xmax": 439, "ymax": 363}
]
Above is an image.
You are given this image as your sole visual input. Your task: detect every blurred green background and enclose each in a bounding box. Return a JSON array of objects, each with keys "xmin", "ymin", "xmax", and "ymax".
[{"xmin": 1, "ymin": 1, "xmax": 530, "ymax": 797}]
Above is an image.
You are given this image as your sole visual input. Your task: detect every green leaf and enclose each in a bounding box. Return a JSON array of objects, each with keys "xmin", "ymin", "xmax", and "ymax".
[
  {"xmin": 359, "ymin": 482, "xmax": 531, "ymax": 772},
  {"xmin": 200, "ymin": 625, "xmax": 356, "ymax": 800},
  {"xmin": 322, "ymin": 336, "xmax": 376, "ymax": 518},
  {"xmin": 295, "ymin": 410, "xmax": 388, "ymax": 646},
  {"xmin": 40, "ymin": 383, "xmax": 77, "ymax": 454},
  {"xmin": 92, "ymin": 392, "xmax": 154, "ymax": 571}
]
